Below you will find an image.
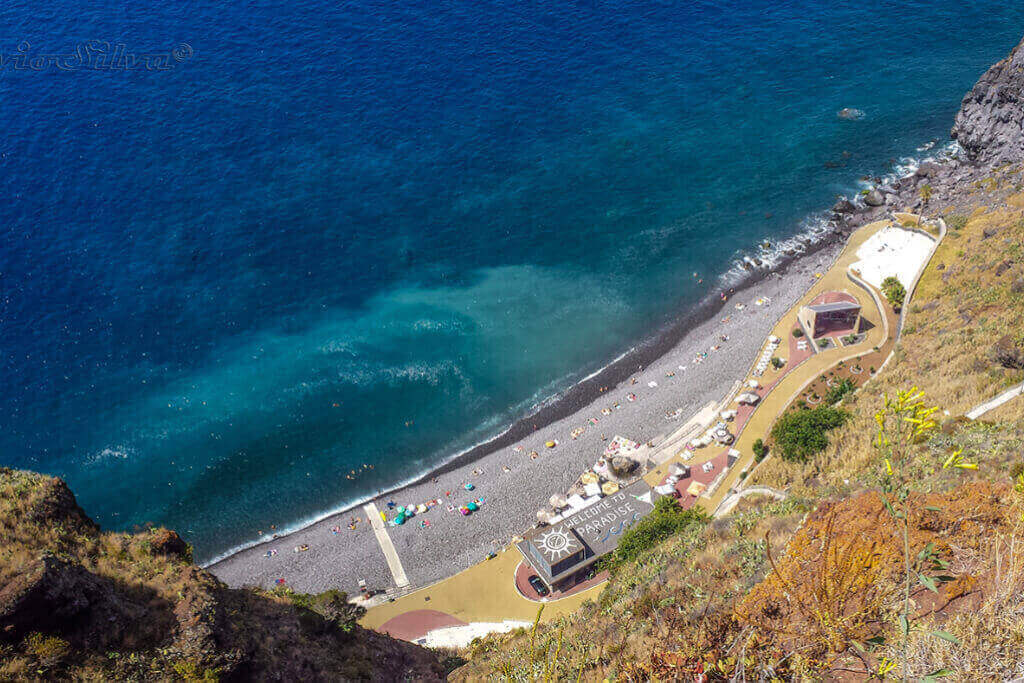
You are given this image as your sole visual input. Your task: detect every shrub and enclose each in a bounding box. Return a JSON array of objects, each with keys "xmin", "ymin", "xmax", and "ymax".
[
  {"xmin": 604, "ymin": 497, "xmax": 707, "ymax": 569},
  {"xmin": 770, "ymin": 357, "xmax": 784, "ymax": 369},
  {"xmin": 1010, "ymin": 461, "xmax": 1024, "ymax": 482},
  {"xmin": 770, "ymin": 406, "xmax": 850, "ymax": 463},
  {"xmin": 946, "ymin": 214, "xmax": 968, "ymax": 232},
  {"xmin": 824, "ymin": 378, "xmax": 856, "ymax": 405},
  {"xmin": 752, "ymin": 438, "xmax": 768, "ymax": 461},
  {"xmin": 818, "ymin": 338, "xmax": 830, "ymax": 349},
  {"xmin": 792, "ymin": 328, "xmax": 804, "ymax": 338},
  {"xmin": 881, "ymin": 275, "xmax": 906, "ymax": 309}
]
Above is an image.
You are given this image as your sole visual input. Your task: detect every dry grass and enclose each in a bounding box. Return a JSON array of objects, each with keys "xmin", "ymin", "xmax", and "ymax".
[
  {"xmin": 452, "ymin": 498, "xmax": 812, "ymax": 680},
  {"xmin": 0, "ymin": 467, "xmax": 446, "ymax": 680},
  {"xmin": 752, "ymin": 199, "xmax": 1024, "ymax": 493},
  {"xmin": 460, "ymin": 181, "xmax": 1024, "ymax": 681}
]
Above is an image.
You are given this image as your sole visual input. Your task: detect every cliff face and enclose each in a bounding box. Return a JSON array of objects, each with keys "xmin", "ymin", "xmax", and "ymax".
[
  {"xmin": 0, "ymin": 468, "xmax": 446, "ymax": 681},
  {"xmin": 952, "ymin": 37, "xmax": 1024, "ymax": 166}
]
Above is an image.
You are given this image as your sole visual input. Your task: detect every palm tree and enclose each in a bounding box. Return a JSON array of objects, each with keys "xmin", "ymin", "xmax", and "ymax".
[{"xmin": 918, "ymin": 184, "xmax": 933, "ymax": 227}]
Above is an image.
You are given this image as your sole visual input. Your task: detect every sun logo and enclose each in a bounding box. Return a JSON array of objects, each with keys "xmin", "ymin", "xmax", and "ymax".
[{"xmin": 536, "ymin": 527, "xmax": 578, "ymax": 561}]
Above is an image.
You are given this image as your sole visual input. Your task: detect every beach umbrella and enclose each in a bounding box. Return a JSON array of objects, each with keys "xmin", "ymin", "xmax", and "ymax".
[
  {"xmin": 748, "ymin": 380, "xmax": 759, "ymax": 388},
  {"xmin": 394, "ymin": 514, "xmax": 406, "ymax": 525},
  {"xmin": 580, "ymin": 471, "xmax": 599, "ymax": 485},
  {"xmin": 602, "ymin": 481, "xmax": 620, "ymax": 495},
  {"xmin": 536, "ymin": 510, "xmax": 553, "ymax": 523},
  {"xmin": 549, "ymin": 493, "xmax": 567, "ymax": 509},
  {"xmin": 545, "ymin": 440, "xmax": 556, "ymax": 448},
  {"xmin": 466, "ymin": 501, "xmax": 479, "ymax": 512}
]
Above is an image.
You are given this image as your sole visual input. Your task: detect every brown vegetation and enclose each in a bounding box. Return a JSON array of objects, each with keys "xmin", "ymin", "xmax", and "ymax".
[{"xmin": 0, "ymin": 468, "xmax": 446, "ymax": 681}]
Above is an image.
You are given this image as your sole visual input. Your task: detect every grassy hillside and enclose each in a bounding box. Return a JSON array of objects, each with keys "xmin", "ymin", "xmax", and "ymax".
[
  {"xmin": 0, "ymin": 468, "xmax": 448, "ymax": 681},
  {"xmin": 452, "ymin": 175, "xmax": 1024, "ymax": 681}
]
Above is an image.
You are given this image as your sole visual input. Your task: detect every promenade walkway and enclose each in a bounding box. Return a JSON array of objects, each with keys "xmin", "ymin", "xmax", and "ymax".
[{"xmin": 364, "ymin": 502, "xmax": 410, "ymax": 589}]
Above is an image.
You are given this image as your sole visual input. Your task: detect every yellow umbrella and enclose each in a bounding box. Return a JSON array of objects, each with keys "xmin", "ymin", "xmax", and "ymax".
[
  {"xmin": 545, "ymin": 440, "xmax": 556, "ymax": 449},
  {"xmin": 601, "ymin": 481, "xmax": 619, "ymax": 495},
  {"xmin": 580, "ymin": 471, "xmax": 599, "ymax": 485}
]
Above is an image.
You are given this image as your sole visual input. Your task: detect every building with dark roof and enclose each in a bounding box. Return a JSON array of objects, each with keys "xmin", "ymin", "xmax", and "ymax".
[
  {"xmin": 797, "ymin": 291, "xmax": 861, "ymax": 339},
  {"xmin": 515, "ymin": 479, "xmax": 656, "ymax": 590}
]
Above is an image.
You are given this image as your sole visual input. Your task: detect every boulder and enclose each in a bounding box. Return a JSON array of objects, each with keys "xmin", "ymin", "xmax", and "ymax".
[
  {"xmin": 610, "ymin": 456, "xmax": 638, "ymax": 477},
  {"xmin": 149, "ymin": 529, "xmax": 191, "ymax": 560},
  {"xmin": 863, "ymin": 189, "xmax": 886, "ymax": 207},
  {"xmin": 991, "ymin": 335, "xmax": 1024, "ymax": 370},
  {"xmin": 915, "ymin": 161, "xmax": 942, "ymax": 178},
  {"xmin": 832, "ymin": 199, "xmax": 856, "ymax": 214}
]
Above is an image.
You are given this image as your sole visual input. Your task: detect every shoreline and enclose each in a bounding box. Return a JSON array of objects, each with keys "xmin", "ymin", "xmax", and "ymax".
[
  {"xmin": 202, "ymin": 217, "xmax": 852, "ymax": 571},
  {"xmin": 204, "ymin": 139, "xmax": 963, "ymax": 571},
  {"xmin": 208, "ymin": 229, "xmax": 854, "ymax": 594}
]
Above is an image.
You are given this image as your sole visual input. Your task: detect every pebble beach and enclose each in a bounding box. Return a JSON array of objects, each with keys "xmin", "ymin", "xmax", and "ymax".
[{"xmin": 209, "ymin": 242, "xmax": 842, "ymax": 595}]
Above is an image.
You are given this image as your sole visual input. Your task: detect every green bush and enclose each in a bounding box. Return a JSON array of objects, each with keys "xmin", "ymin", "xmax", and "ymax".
[
  {"xmin": 792, "ymin": 328, "xmax": 804, "ymax": 338},
  {"xmin": 881, "ymin": 275, "xmax": 906, "ymax": 309},
  {"xmin": 770, "ymin": 357, "xmax": 784, "ymax": 369},
  {"xmin": 946, "ymin": 214, "xmax": 968, "ymax": 232},
  {"xmin": 770, "ymin": 406, "xmax": 850, "ymax": 463},
  {"xmin": 603, "ymin": 497, "xmax": 707, "ymax": 569},
  {"xmin": 752, "ymin": 438, "xmax": 768, "ymax": 462},
  {"xmin": 824, "ymin": 378, "xmax": 856, "ymax": 405}
]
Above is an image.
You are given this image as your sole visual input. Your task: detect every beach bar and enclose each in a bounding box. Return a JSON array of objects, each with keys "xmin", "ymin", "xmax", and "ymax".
[
  {"xmin": 797, "ymin": 291, "xmax": 861, "ymax": 339},
  {"xmin": 515, "ymin": 479, "xmax": 656, "ymax": 591}
]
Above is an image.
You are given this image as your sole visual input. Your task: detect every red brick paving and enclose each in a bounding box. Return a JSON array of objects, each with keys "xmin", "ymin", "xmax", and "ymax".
[
  {"xmin": 378, "ymin": 609, "xmax": 467, "ymax": 642},
  {"xmin": 514, "ymin": 561, "xmax": 608, "ymax": 601}
]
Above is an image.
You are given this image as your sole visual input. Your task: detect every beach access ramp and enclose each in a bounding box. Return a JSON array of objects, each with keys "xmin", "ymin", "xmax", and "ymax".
[{"xmin": 364, "ymin": 502, "xmax": 410, "ymax": 589}]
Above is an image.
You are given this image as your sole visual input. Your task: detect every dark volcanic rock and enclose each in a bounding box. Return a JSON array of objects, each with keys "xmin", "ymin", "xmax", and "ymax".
[
  {"xmin": 832, "ymin": 199, "xmax": 856, "ymax": 214},
  {"xmin": 0, "ymin": 554, "xmax": 107, "ymax": 643},
  {"xmin": 864, "ymin": 189, "xmax": 886, "ymax": 207},
  {"xmin": 952, "ymin": 37, "xmax": 1024, "ymax": 166},
  {"xmin": 915, "ymin": 161, "xmax": 942, "ymax": 178},
  {"xmin": 149, "ymin": 528, "xmax": 191, "ymax": 559},
  {"xmin": 992, "ymin": 335, "xmax": 1024, "ymax": 370}
]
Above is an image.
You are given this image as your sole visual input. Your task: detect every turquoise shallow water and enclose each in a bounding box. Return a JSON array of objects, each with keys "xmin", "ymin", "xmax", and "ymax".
[{"xmin": 2, "ymin": 1, "xmax": 1023, "ymax": 561}]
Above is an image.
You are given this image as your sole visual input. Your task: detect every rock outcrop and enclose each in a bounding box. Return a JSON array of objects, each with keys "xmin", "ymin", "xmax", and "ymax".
[
  {"xmin": 0, "ymin": 467, "xmax": 446, "ymax": 680},
  {"xmin": 952, "ymin": 37, "xmax": 1024, "ymax": 166}
]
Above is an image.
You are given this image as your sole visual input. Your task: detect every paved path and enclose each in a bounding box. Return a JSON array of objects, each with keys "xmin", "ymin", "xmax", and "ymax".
[
  {"xmin": 378, "ymin": 609, "xmax": 466, "ymax": 642},
  {"xmin": 714, "ymin": 486, "xmax": 788, "ymax": 518},
  {"xmin": 966, "ymin": 381, "xmax": 1024, "ymax": 420},
  {"xmin": 364, "ymin": 503, "xmax": 410, "ymax": 588}
]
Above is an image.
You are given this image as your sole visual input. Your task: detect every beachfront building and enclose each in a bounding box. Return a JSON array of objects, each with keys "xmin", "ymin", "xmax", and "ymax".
[
  {"xmin": 797, "ymin": 291, "xmax": 861, "ymax": 339},
  {"xmin": 515, "ymin": 479, "xmax": 656, "ymax": 591}
]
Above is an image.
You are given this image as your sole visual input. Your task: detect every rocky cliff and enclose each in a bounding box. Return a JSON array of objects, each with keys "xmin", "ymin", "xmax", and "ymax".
[
  {"xmin": 0, "ymin": 468, "xmax": 447, "ymax": 681},
  {"xmin": 952, "ymin": 36, "xmax": 1024, "ymax": 166}
]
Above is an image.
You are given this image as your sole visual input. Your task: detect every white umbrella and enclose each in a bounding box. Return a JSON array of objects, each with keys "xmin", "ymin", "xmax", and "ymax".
[
  {"xmin": 536, "ymin": 509, "xmax": 553, "ymax": 523},
  {"xmin": 549, "ymin": 493, "xmax": 568, "ymax": 509}
]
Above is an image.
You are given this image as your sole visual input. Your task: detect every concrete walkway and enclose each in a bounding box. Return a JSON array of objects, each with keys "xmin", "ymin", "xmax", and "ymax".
[
  {"xmin": 714, "ymin": 486, "xmax": 788, "ymax": 518},
  {"xmin": 364, "ymin": 503, "xmax": 410, "ymax": 588},
  {"xmin": 966, "ymin": 381, "xmax": 1024, "ymax": 420}
]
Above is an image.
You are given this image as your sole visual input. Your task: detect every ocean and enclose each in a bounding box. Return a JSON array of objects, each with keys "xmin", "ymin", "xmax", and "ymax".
[{"xmin": 2, "ymin": 0, "xmax": 1022, "ymax": 562}]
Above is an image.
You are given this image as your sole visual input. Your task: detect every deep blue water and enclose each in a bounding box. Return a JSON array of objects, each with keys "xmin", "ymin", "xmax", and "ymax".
[{"xmin": 2, "ymin": 1, "xmax": 1022, "ymax": 561}]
